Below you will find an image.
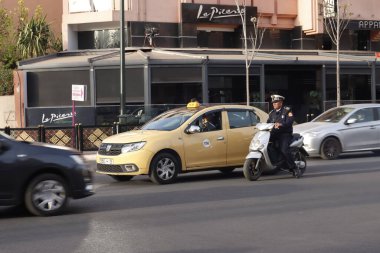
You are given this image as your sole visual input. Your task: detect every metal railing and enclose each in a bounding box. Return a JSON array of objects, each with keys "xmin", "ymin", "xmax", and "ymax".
[
  {"xmin": 0, "ymin": 123, "xmax": 138, "ymax": 152},
  {"xmin": 1, "ymin": 101, "xmax": 270, "ymax": 151}
]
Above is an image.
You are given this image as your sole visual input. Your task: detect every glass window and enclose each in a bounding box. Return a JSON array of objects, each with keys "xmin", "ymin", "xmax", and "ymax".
[
  {"xmin": 96, "ymin": 68, "xmax": 144, "ymax": 104},
  {"xmin": 27, "ymin": 70, "xmax": 91, "ymax": 107},
  {"xmin": 351, "ymin": 108, "xmax": 375, "ymax": 123},
  {"xmin": 141, "ymin": 109, "xmax": 195, "ymax": 131},
  {"xmin": 313, "ymin": 107, "xmax": 354, "ymax": 123},
  {"xmin": 227, "ymin": 110, "xmax": 260, "ymax": 129},
  {"xmin": 189, "ymin": 111, "xmax": 222, "ymax": 132},
  {"xmin": 151, "ymin": 67, "xmax": 202, "ymax": 83},
  {"xmin": 375, "ymin": 107, "xmax": 380, "ymax": 121}
]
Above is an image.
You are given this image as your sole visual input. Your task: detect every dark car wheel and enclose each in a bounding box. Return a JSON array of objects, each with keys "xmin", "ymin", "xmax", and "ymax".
[
  {"xmin": 321, "ymin": 137, "xmax": 341, "ymax": 160},
  {"xmin": 25, "ymin": 173, "xmax": 69, "ymax": 216},
  {"xmin": 149, "ymin": 152, "xmax": 179, "ymax": 185},
  {"xmin": 110, "ymin": 175, "xmax": 134, "ymax": 182}
]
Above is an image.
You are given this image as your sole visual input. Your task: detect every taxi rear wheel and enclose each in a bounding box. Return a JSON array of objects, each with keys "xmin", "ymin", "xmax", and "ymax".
[{"xmin": 149, "ymin": 152, "xmax": 179, "ymax": 185}]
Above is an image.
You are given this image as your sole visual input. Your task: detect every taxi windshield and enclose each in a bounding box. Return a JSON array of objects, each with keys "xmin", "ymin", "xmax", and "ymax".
[
  {"xmin": 313, "ymin": 107, "xmax": 354, "ymax": 123},
  {"xmin": 141, "ymin": 109, "xmax": 196, "ymax": 131}
]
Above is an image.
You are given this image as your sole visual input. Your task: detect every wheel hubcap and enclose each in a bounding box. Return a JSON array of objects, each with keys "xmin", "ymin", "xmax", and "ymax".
[
  {"xmin": 32, "ymin": 180, "xmax": 66, "ymax": 211},
  {"xmin": 157, "ymin": 158, "xmax": 175, "ymax": 180},
  {"xmin": 325, "ymin": 141, "xmax": 337, "ymax": 158},
  {"xmin": 249, "ymin": 161, "xmax": 259, "ymax": 176}
]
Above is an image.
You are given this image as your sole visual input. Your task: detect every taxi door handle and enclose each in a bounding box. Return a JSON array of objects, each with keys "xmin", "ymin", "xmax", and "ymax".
[{"xmin": 217, "ymin": 136, "xmax": 224, "ymax": 141}]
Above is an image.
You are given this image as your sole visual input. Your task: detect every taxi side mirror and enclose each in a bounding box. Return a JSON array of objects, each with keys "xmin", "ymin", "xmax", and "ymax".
[{"xmin": 186, "ymin": 125, "xmax": 201, "ymax": 134}]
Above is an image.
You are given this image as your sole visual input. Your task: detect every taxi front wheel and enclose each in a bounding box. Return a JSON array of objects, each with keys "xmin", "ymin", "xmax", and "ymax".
[{"xmin": 149, "ymin": 152, "xmax": 179, "ymax": 184}]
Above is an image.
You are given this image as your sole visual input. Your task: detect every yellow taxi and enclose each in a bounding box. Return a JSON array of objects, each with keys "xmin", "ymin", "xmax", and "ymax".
[{"xmin": 96, "ymin": 103, "xmax": 268, "ymax": 184}]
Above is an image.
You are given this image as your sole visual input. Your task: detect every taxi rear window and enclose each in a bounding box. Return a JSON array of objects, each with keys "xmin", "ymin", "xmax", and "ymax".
[{"xmin": 227, "ymin": 110, "xmax": 260, "ymax": 128}]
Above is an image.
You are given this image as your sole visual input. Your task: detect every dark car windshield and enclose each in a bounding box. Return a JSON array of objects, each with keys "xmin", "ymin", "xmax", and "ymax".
[
  {"xmin": 141, "ymin": 109, "xmax": 196, "ymax": 131},
  {"xmin": 313, "ymin": 107, "xmax": 354, "ymax": 123},
  {"xmin": 0, "ymin": 131, "xmax": 12, "ymax": 140}
]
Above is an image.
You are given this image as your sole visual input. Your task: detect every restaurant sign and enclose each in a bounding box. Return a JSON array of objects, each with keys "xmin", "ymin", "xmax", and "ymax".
[
  {"xmin": 26, "ymin": 107, "xmax": 95, "ymax": 127},
  {"xmin": 182, "ymin": 3, "xmax": 257, "ymax": 25}
]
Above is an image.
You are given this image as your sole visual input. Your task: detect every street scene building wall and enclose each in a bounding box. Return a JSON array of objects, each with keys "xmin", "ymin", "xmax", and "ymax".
[{"xmin": 9, "ymin": 0, "xmax": 380, "ymax": 127}]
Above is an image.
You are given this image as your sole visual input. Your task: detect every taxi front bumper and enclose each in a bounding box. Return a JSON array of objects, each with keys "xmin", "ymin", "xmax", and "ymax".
[{"xmin": 96, "ymin": 149, "xmax": 155, "ymax": 176}]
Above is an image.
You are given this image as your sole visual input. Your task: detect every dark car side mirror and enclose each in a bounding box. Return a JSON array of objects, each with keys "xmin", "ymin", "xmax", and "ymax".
[{"xmin": 0, "ymin": 140, "xmax": 9, "ymax": 152}]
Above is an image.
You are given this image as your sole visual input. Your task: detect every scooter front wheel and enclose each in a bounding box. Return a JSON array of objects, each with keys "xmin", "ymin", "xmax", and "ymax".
[{"xmin": 243, "ymin": 158, "xmax": 263, "ymax": 181}]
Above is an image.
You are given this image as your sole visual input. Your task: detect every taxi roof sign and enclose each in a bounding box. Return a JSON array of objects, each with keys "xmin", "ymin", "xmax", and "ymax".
[{"xmin": 187, "ymin": 101, "xmax": 200, "ymax": 109}]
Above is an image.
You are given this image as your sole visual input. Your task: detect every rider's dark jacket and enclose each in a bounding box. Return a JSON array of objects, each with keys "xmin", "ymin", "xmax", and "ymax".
[{"xmin": 267, "ymin": 106, "xmax": 294, "ymax": 134}]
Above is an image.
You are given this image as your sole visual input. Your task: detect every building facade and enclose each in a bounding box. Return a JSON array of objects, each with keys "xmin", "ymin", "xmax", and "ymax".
[
  {"xmin": 1, "ymin": 0, "xmax": 62, "ymax": 36},
  {"xmin": 12, "ymin": 0, "xmax": 380, "ymax": 127},
  {"xmin": 62, "ymin": 0, "xmax": 380, "ymax": 51}
]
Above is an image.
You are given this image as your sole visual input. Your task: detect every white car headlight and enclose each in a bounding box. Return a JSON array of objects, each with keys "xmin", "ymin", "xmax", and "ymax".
[
  {"xmin": 121, "ymin": 142, "xmax": 146, "ymax": 154},
  {"xmin": 303, "ymin": 131, "xmax": 320, "ymax": 138}
]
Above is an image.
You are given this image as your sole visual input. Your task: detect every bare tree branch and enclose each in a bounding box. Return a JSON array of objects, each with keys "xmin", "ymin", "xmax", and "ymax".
[
  {"xmin": 235, "ymin": 0, "xmax": 266, "ymax": 105},
  {"xmin": 321, "ymin": 0, "xmax": 352, "ymax": 107}
]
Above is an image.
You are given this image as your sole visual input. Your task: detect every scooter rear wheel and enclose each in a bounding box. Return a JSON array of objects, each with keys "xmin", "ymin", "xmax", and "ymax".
[{"xmin": 243, "ymin": 158, "xmax": 262, "ymax": 181}]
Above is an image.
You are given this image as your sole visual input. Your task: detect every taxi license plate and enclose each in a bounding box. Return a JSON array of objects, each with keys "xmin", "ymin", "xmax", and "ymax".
[{"xmin": 100, "ymin": 158, "xmax": 113, "ymax": 165}]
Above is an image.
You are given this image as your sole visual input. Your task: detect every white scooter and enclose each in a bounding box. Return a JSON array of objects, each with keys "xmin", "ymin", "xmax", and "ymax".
[{"xmin": 243, "ymin": 123, "xmax": 308, "ymax": 181}]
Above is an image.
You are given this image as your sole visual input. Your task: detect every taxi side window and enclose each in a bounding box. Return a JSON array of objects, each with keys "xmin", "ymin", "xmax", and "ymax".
[
  {"xmin": 227, "ymin": 110, "xmax": 260, "ymax": 129},
  {"xmin": 191, "ymin": 111, "xmax": 222, "ymax": 132}
]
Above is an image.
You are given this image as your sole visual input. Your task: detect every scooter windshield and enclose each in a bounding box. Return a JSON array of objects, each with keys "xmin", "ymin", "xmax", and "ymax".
[{"xmin": 255, "ymin": 123, "xmax": 274, "ymax": 131}]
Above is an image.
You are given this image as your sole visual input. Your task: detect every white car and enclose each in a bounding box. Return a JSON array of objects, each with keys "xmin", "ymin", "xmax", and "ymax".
[{"xmin": 293, "ymin": 104, "xmax": 380, "ymax": 159}]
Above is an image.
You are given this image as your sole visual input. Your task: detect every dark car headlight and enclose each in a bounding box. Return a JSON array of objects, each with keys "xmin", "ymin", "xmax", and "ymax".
[{"xmin": 70, "ymin": 154, "xmax": 85, "ymax": 165}]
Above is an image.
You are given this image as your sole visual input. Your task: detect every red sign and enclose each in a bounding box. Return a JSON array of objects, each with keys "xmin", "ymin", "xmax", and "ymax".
[
  {"xmin": 72, "ymin": 84, "xmax": 87, "ymax": 101},
  {"xmin": 375, "ymin": 52, "xmax": 380, "ymax": 58}
]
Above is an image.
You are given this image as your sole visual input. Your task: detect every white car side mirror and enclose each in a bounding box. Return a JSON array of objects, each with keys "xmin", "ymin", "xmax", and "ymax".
[{"xmin": 346, "ymin": 118, "xmax": 357, "ymax": 125}]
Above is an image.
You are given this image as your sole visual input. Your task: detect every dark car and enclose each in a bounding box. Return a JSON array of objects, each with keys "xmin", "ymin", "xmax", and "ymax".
[{"xmin": 0, "ymin": 131, "xmax": 94, "ymax": 216}]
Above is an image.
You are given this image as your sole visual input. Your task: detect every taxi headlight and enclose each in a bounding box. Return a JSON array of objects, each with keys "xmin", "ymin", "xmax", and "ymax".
[{"xmin": 121, "ymin": 142, "xmax": 146, "ymax": 154}]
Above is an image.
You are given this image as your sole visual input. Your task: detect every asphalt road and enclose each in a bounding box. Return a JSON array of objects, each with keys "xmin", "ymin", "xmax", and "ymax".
[{"xmin": 1, "ymin": 152, "xmax": 380, "ymax": 253}]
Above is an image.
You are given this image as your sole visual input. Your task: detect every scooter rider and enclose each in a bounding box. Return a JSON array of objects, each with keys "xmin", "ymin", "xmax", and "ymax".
[{"xmin": 267, "ymin": 94, "xmax": 298, "ymax": 175}]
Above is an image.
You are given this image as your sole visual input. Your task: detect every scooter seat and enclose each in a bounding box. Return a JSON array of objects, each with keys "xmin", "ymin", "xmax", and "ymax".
[
  {"xmin": 290, "ymin": 133, "xmax": 304, "ymax": 148},
  {"xmin": 292, "ymin": 133, "xmax": 301, "ymax": 141},
  {"xmin": 291, "ymin": 133, "xmax": 301, "ymax": 143}
]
